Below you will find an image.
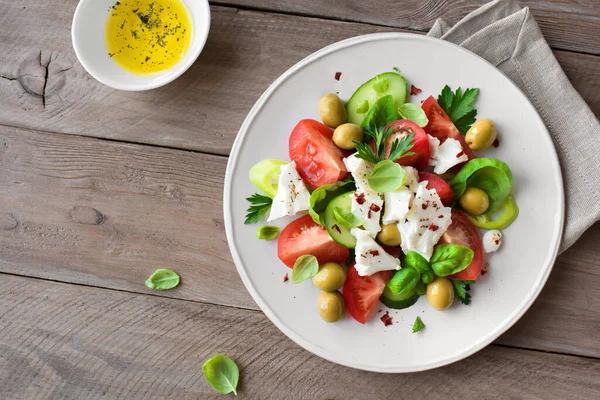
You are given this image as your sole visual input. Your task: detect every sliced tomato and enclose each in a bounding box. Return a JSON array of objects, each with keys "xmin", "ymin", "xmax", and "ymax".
[
  {"xmin": 277, "ymin": 215, "xmax": 349, "ymax": 269},
  {"xmin": 419, "ymin": 172, "xmax": 453, "ymax": 206},
  {"xmin": 438, "ymin": 210, "xmax": 484, "ymax": 280},
  {"xmin": 377, "ymin": 120, "xmax": 430, "ymax": 170},
  {"xmin": 421, "ymin": 96, "xmax": 475, "ymax": 160},
  {"xmin": 343, "ymin": 265, "xmax": 392, "ymax": 324},
  {"xmin": 289, "ymin": 119, "xmax": 348, "ymax": 189}
]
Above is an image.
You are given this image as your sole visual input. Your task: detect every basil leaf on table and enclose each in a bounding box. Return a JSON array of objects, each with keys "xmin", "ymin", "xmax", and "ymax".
[
  {"xmin": 397, "ymin": 103, "xmax": 429, "ymax": 127},
  {"xmin": 256, "ymin": 225, "xmax": 280, "ymax": 240},
  {"xmin": 450, "ymin": 158, "xmax": 514, "ymax": 212},
  {"xmin": 145, "ymin": 269, "xmax": 180, "ymax": 290},
  {"xmin": 430, "ymin": 244, "xmax": 474, "ymax": 277},
  {"xmin": 308, "ymin": 180, "xmax": 355, "ymax": 226},
  {"xmin": 387, "ymin": 267, "xmax": 420, "ymax": 295},
  {"xmin": 202, "ymin": 354, "xmax": 240, "ymax": 396},
  {"xmin": 360, "ymin": 94, "xmax": 397, "ymax": 129},
  {"xmin": 366, "ymin": 160, "xmax": 406, "ymax": 192},
  {"xmin": 292, "ymin": 255, "xmax": 319, "ymax": 283},
  {"xmin": 333, "ymin": 206, "xmax": 362, "ymax": 228}
]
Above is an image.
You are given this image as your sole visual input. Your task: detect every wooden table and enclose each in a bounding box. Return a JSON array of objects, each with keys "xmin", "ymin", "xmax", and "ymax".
[{"xmin": 1, "ymin": 0, "xmax": 599, "ymax": 398}]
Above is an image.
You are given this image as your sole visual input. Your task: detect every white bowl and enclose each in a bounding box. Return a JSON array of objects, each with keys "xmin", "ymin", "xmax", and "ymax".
[{"xmin": 72, "ymin": 0, "xmax": 210, "ymax": 91}]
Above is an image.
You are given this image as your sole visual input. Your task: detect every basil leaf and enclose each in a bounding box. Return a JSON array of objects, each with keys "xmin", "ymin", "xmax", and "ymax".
[
  {"xmin": 421, "ymin": 270, "xmax": 434, "ymax": 284},
  {"xmin": 145, "ymin": 269, "xmax": 180, "ymax": 290},
  {"xmin": 308, "ymin": 180, "xmax": 355, "ymax": 226},
  {"xmin": 360, "ymin": 95, "xmax": 397, "ymax": 129},
  {"xmin": 292, "ymin": 255, "xmax": 319, "ymax": 283},
  {"xmin": 430, "ymin": 244, "xmax": 474, "ymax": 276},
  {"xmin": 414, "ymin": 281, "xmax": 427, "ymax": 296},
  {"xmin": 366, "ymin": 160, "xmax": 406, "ymax": 192},
  {"xmin": 404, "ymin": 251, "xmax": 431, "ymax": 274},
  {"xmin": 450, "ymin": 158, "xmax": 513, "ymax": 212},
  {"xmin": 387, "ymin": 267, "xmax": 419, "ymax": 295},
  {"xmin": 202, "ymin": 354, "xmax": 239, "ymax": 396},
  {"xmin": 397, "ymin": 103, "xmax": 429, "ymax": 127},
  {"xmin": 333, "ymin": 206, "xmax": 362, "ymax": 228},
  {"xmin": 256, "ymin": 225, "xmax": 280, "ymax": 240},
  {"xmin": 412, "ymin": 316, "xmax": 425, "ymax": 333}
]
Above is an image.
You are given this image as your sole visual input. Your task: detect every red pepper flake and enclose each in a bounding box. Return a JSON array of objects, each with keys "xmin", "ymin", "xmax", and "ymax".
[
  {"xmin": 283, "ymin": 273, "xmax": 289, "ymax": 283},
  {"xmin": 494, "ymin": 239, "xmax": 500, "ymax": 245},
  {"xmin": 368, "ymin": 250, "xmax": 380, "ymax": 257},
  {"xmin": 332, "ymin": 224, "xmax": 342, "ymax": 234},
  {"xmin": 369, "ymin": 203, "xmax": 381, "ymax": 212},
  {"xmin": 410, "ymin": 85, "xmax": 422, "ymax": 95},
  {"xmin": 438, "ymin": 215, "xmax": 444, "ymax": 218},
  {"xmin": 420, "ymin": 100, "xmax": 424, "ymax": 104},
  {"xmin": 334, "ymin": 72, "xmax": 342, "ymax": 81},
  {"xmin": 421, "ymin": 200, "xmax": 430, "ymax": 210},
  {"xmin": 378, "ymin": 309, "xmax": 382, "ymax": 313},
  {"xmin": 492, "ymin": 138, "xmax": 500, "ymax": 148},
  {"xmin": 481, "ymin": 269, "xmax": 487, "ymax": 276},
  {"xmin": 355, "ymin": 192, "xmax": 366, "ymax": 205},
  {"xmin": 428, "ymin": 223, "xmax": 439, "ymax": 231},
  {"xmin": 368, "ymin": 210, "xmax": 371, "ymax": 219},
  {"xmin": 380, "ymin": 311, "xmax": 393, "ymax": 327},
  {"xmin": 456, "ymin": 151, "xmax": 465, "ymax": 158}
]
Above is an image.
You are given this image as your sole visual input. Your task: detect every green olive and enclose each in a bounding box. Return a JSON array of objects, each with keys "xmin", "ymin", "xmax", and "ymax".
[
  {"xmin": 465, "ymin": 119, "xmax": 497, "ymax": 150},
  {"xmin": 377, "ymin": 224, "xmax": 401, "ymax": 246},
  {"xmin": 426, "ymin": 277, "xmax": 454, "ymax": 311},
  {"xmin": 459, "ymin": 187, "xmax": 490, "ymax": 215},
  {"xmin": 319, "ymin": 93, "xmax": 347, "ymax": 128},
  {"xmin": 312, "ymin": 262, "xmax": 346, "ymax": 292},
  {"xmin": 332, "ymin": 123, "xmax": 363, "ymax": 150},
  {"xmin": 318, "ymin": 291, "xmax": 344, "ymax": 322}
]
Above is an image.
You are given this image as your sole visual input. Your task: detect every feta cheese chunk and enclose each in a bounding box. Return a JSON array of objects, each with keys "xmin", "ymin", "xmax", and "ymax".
[
  {"xmin": 267, "ymin": 161, "xmax": 311, "ymax": 222},
  {"xmin": 351, "ymin": 192, "xmax": 383, "ymax": 238},
  {"xmin": 428, "ymin": 136, "xmax": 469, "ymax": 174},
  {"xmin": 351, "ymin": 228, "xmax": 401, "ymax": 276},
  {"xmin": 403, "ymin": 165, "xmax": 420, "ymax": 193},
  {"xmin": 397, "ymin": 182, "xmax": 452, "ymax": 260},
  {"xmin": 382, "ymin": 188, "xmax": 412, "ymax": 224},
  {"xmin": 343, "ymin": 153, "xmax": 377, "ymax": 195},
  {"xmin": 483, "ymin": 230, "xmax": 502, "ymax": 253}
]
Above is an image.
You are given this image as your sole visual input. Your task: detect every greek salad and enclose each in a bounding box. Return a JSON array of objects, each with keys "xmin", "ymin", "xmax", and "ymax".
[{"xmin": 245, "ymin": 69, "xmax": 519, "ymax": 326}]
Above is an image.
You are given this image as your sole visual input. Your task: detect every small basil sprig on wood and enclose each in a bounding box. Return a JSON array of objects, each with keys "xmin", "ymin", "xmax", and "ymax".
[
  {"xmin": 387, "ymin": 267, "xmax": 420, "ymax": 295},
  {"xmin": 430, "ymin": 244, "xmax": 474, "ymax": 276},
  {"xmin": 256, "ymin": 225, "xmax": 280, "ymax": 240},
  {"xmin": 333, "ymin": 207, "xmax": 362, "ymax": 228},
  {"xmin": 202, "ymin": 354, "xmax": 240, "ymax": 396},
  {"xmin": 366, "ymin": 160, "xmax": 406, "ymax": 193},
  {"xmin": 291, "ymin": 255, "xmax": 319, "ymax": 283},
  {"xmin": 145, "ymin": 269, "xmax": 180, "ymax": 290}
]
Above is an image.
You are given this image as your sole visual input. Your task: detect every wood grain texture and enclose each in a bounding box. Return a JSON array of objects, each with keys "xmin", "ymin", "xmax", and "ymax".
[
  {"xmin": 0, "ymin": 4, "xmax": 598, "ymax": 154},
  {"xmin": 215, "ymin": 0, "xmax": 600, "ymax": 55},
  {"xmin": 1, "ymin": 125, "xmax": 600, "ymax": 358},
  {"xmin": 1, "ymin": 273, "xmax": 599, "ymax": 400}
]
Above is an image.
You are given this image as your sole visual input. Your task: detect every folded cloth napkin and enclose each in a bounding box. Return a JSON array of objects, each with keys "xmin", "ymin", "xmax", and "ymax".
[{"xmin": 427, "ymin": 0, "xmax": 600, "ymax": 252}]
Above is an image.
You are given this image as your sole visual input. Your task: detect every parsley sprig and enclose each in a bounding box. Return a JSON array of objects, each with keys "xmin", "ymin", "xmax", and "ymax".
[
  {"xmin": 245, "ymin": 193, "xmax": 272, "ymax": 224},
  {"xmin": 353, "ymin": 126, "xmax": 415, "ymax": 164},
  {"xmin": 437, "ymin": 85, "xmax": 479, "ymax": 134},
  {"xmin": 451, "ymin": 279, "xmax": 475, "ymax": 305}
]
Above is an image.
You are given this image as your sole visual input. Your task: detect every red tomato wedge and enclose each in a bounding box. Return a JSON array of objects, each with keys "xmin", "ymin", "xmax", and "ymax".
[
  {"xmin": 438, "ymin": 210, "xmax": 484, "ymax": 280},
  {"xmin": 289, "ymin": 119, "xmax": 348, "ymax": 189},
  {"xmin": 377, "ymin": 120, "xmax": 430, "ymax": 170},
  {"xmin": 343, "ymin": 265, "xmax": 392, "ymax": 324},
  {"xmin": 421, "ymin": 96, "xmax": 475, "ymax": 160},
  {"xmin": 277, "ymin": 215, "xmax": 349, "ymax": 269},
  {"xmin": 419, "ymin": 172, "xmax": 453, "ymax": 206}
]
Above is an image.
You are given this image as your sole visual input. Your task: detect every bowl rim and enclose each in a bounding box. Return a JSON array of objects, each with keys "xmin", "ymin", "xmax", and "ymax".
[
  {"xmin": 223, "ymin": 32, "xmax": 565, "ymax": 373},
  {"xmin": 71, "ymin": 0, "xmax": 211, "ymax": 91}
]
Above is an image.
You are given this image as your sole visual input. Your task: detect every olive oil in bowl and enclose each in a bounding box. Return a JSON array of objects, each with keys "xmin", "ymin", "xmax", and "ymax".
[{"xmin": 106, "ymin": 0, "xmax": 192, "ymax": 74}]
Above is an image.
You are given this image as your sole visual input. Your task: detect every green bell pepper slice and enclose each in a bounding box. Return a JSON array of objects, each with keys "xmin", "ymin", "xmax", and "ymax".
[
  {"xmin": 249, "ymin": 159, "xmax": 287, "ymax": 198},
  {"xmin": 468, "ymin": 195, "xmax": 519, "ymax": 230}
]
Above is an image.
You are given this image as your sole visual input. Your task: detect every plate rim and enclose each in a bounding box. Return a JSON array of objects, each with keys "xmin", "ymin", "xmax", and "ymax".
[{"xmin": 223, "ymin": 32, "xmax": 565, "ymax": 373}]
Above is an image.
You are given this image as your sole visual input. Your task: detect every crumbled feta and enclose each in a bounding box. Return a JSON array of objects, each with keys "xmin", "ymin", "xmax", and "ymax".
[
  {"xmin": 382, "ymin": 188, "xmax": 412, "ymax": 224},
  {"xmin": 397, "ymin": 182, "xmax": 452, "ymax": 260},
  {"xmin": 428, "ymin": 136, "xmax": 469, "ymax": 174},
  {"xmin": 351, "ymin": 228, "xmax": 401, "ymax": 276},
  {"xmin": 343, "ymin": 153, "xmax": 377, "ymax": 195},
  {"xmin": 483, "ymin": 230, "xmax": 502, "ymax": 253},
  {"xmin": 403, "ymin": 165, "xmax": 420, "ymax": 193},
  {"xmin": 267, "ymin": 161, "xmax": 311, "ymax": 221},
  {"xmin": 351, "ymin": 192, "xmax": 383, "ymax": 238}
]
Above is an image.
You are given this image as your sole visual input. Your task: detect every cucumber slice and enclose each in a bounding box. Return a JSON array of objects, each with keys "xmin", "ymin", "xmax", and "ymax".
[
  {"xmin": 346, "ymin": 72, "xmax": 409, "ymax": 126},
  {"xmin": 380, "ymin": 286, "xmax": 420, "ymax": 309},
  {"xmin": 324, "ymin": 191, "xmax": 356, "ymax": 248}
]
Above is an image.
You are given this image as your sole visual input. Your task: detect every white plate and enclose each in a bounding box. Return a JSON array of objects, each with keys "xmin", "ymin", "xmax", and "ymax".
[{"xmin": 224, "ymin": 33, "xmax": 564, "ymax": 373}]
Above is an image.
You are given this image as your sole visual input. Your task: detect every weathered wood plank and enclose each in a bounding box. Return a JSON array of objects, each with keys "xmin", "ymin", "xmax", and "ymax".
[
  {"xmin": 1, "ymin": 125, "xmax": 600, "ymax": 358},
  {"xmin": 0, "ymin": 5, "xmax": 598, "ymax": 154},
  {"xmin": 1, "ymin": 274, "xmax": 599, "ymax": 400},
  {"xmin": 215, "ymin": 0, "xmax": 600, "ymax": 55}
]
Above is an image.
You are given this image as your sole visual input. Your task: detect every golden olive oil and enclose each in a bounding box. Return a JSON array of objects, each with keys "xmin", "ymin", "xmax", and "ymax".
[{"xmin": 105, "ymin": 0, "xmax": 192, "ymax": 74}]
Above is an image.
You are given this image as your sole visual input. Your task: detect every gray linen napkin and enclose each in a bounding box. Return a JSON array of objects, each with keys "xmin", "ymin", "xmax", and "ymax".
[{"xmin": 427, "ymin": 0, "xmax": 600, "ymax": 252}]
